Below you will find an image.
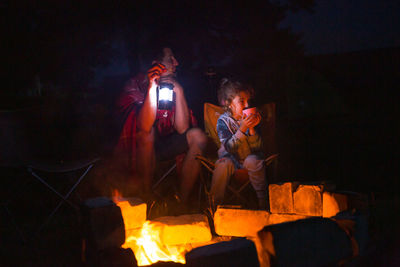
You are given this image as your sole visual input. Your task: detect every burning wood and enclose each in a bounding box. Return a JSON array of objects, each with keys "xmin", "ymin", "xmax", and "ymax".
[{"xmin": 112, "ymin": 193, "xmax": 212, "ymax": 266}]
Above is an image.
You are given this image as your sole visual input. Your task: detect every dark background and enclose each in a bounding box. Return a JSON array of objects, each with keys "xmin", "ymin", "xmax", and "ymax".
[
  {"xmin": 1, "ymin": 1, "xmax": 399, "ymax": 265},
  {"xmin": 1, "ymin": 0, "xmax": 398, "ymax": 193}
]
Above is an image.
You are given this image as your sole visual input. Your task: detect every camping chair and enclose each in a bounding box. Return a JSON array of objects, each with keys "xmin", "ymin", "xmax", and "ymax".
[
  {"xmin": 197, "ymin": 102, "xmax": 278, "ymax": 208},
  {"xmin": 26, "ymin": 157, "xmax": 100, "ymax": 236}
]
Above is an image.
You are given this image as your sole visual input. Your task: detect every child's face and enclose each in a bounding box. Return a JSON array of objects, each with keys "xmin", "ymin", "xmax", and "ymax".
[{"xmin": 229, "ymin": 91, "xmax": 250, "ymax": 118}]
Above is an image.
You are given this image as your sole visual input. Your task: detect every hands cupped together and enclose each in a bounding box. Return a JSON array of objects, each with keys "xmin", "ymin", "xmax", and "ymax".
[
  {"xmin": 239, "ymin": 112, "xmax": 261, "ymax": 134},
  {"xmin": 243, "ymin": 112, "xmax": 261, "ymax": 128}
]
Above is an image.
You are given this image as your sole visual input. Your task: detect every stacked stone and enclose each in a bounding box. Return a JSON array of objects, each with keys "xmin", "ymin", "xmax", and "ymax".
[
  {"xmin": 81, "ymin": 197, "xmax": 137, "ymax": 266},
  {"xmin": 213, "ymin": 206, "xmax": 308, "ymax": 238},
  {"xmin": 268, "ymin": 182, "xmax": 368, "ymax": 217}
]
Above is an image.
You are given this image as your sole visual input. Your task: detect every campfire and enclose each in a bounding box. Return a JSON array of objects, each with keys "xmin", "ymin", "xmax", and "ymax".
[
  {"xmin": 101, "ymin": 182, "xmax": 366, "ymax": 266},
  {"xmin": 122, "ymin": 221, "xmax": 187, "ymax": 265},
  {"xmin": 112, "ymin": 190, "xmax": 212, "ymax": 266}
]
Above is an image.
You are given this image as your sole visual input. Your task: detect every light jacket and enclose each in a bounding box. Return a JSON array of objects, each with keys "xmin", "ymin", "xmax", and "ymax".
[{"xmin": 217, "ymin": 112, "xmax": 263, "ymax": 168}]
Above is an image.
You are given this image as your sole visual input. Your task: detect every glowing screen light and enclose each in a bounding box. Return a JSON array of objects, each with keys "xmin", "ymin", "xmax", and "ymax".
[{"xmin": 159, "ymin": 87, "xmax": 173, "ymax": 101}]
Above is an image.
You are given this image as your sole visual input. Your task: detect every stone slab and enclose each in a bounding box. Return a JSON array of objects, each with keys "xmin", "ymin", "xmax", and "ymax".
[
  {"xmin": 268, "ymin": 213, "xmax": 309, "ymax": 225},
  {"xmin": 269, "ymin": 182, "xmax": 297, "ymax": 214},
  {"xmin": 214, "ymin": 206, "xmax": 270, "ymax": 237},
  {"xmin": 113, "ymin": 197, "xmax": 147, "ymax": 230},
  {"xmin": 150, "ymin": 214, "xmax": 212, "ymax": 245},
  {"xmin": 257, "ymin": 217, "xmax": 353, "ymax": 267},
  {"xmin": 293, "ymin": 184, "xmax": 323, "ymax": 216},
  {"xmin": 81, "ymin": 197, "xmax": 125, "ymax": 251},
  {"xmin": 323, "ymin": 192, "xmax": 349, "ymax": 217},
  {"xmin": 185, "ymin": 237, "xmax": 259, "ymax": 267}
]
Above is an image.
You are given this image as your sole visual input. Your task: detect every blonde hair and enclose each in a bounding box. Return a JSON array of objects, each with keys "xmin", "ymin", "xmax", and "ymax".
[{"xmin": 217, "ymin": 78, "xmax": 254, "ymax": 112}]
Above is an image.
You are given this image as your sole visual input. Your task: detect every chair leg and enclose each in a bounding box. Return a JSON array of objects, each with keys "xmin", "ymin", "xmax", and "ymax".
[
  {"xmin": 32, "ymin": 164, "xmax": 95, "ymax": 236},
  {"xmin": 152, "ymin": 163, "xmax": 177, "ymax": 191},
  {"xmin": 29, "ymin": 169, "xmax": 75, "ymax": 207},
  {"xmin": 1, "ymin": 204, "xmax": 27, "ymax": 243},
  {"xmin": 227, "ymin": 185, "xmax": 249, "ymax": 204}
]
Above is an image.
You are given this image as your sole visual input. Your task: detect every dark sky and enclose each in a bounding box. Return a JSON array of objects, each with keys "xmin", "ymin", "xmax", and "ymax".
[
  {"xmin": 3, "ymin": 0, "xmax": 399, "ymax": 92},
  {"xmin": 280, "ymin": 0, "xmax": 400, "ymax": 54}
]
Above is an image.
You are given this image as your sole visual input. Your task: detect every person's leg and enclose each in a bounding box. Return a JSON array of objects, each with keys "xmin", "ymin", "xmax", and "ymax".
[
  {"xmin": 243, "ymin": 154, "xmax": 267, "ymax": 209},
  {"xmin": 210, "ymin": 158, "xmax": 235, "ymax": 204},
  {"xmin": 136, "ymin": 127, "xmax": 156, "ymax": 194},
  {"xmin": 179, "ymin": 128, "xmax": 207, "ymax": 202}
]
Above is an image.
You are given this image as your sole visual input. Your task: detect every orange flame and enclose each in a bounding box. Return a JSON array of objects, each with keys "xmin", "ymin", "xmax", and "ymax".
[
  {"xmin": 122, "ymin": 221, "xmax": 187, "ymax": 266},
  {"xmin": 111, "ymin": 188, "xmax": 123, "ymax": 202},
  {"xmin": 112, "ymin": 190, "xmax": 188, "ymax": 266}
]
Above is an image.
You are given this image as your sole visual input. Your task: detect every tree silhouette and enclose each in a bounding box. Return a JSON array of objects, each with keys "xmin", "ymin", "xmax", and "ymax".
[{"xmin": 2, "ymin": 0, "xmax": 315, "ymax": 95}]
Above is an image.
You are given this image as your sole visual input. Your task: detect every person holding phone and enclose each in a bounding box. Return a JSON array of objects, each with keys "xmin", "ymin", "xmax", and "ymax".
[{"xmin": 115, "ymin": 46, "xmax": 207, "ymax": 205}]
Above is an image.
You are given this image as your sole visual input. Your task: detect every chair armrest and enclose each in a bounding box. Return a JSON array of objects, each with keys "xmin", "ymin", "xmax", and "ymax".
[
  {"xmin": 195, "ymin": 155, "xmax": 215, "ymax": 172},
  {"xmin": 265, "ymin": 154, "xmax": 278, "ymax": 166}
]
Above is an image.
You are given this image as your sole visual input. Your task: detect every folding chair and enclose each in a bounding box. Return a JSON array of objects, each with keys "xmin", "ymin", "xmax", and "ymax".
[
  {"xmin": 26, "ymin": 157, "xmax": 100, "ymax": 235},
  {"xmin": 197, "ymin": 102, "xmax": 279, "ymax": 207}
]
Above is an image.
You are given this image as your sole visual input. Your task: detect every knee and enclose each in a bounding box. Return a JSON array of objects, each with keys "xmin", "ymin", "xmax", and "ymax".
[
  {"xmin": 243, "ymin": 155, "xmax": 264, "ymax": 172},
  {"xmin": 215, "ymin": 158, "xmax": 235, "ymax": 173},
  {"xmin": 186, "ymin": 128, "xmax": 207, "ymax": 151},
  {"xmin": 136, "ymin": 128, "xmax": 154, "ymax": 147}
]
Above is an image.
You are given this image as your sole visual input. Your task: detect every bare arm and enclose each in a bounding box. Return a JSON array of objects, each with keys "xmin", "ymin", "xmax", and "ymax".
[
  {"xmin": 160, "ymin": 76, "xmax": 190, "ymax": 133},
  {"xmin": 137, "ymin": 64, "xmax": 166, "ymax": 133}
]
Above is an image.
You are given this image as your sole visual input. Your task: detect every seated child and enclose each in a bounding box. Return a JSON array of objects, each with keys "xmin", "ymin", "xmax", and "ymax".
[{"xmin": 210, "ymin": 78, "xmax": 267, "ymax": 209}]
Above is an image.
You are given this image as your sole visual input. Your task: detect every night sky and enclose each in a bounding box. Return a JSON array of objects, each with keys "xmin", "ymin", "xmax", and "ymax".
[
  {"xmin": 3, "ymin": 1, "xmax": 399, "ymax": 90},
  {"xmin": 281, "ymin": 0, "xmax": 400, "ymax": 54}
]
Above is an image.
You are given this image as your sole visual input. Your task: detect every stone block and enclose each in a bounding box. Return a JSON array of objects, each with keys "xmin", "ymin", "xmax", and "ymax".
[
  {"xmin": 334, "ymin": 209, "xmax": 370, "ymax": 256},
  {"xmin": 323, "ymin": 192, "xmax": 349, "ymax": 217},
  {"xmin": 293, "ymin": 184, "xmax": 323, "ymax": 216},
  {"xmin": 256, "ymin": 217, "xmax": 353, "ymax": 267},
  {"xmin": 81, "ymin": 197, "xmax": 125, "ymax": 251},
  {"xmin": 269, "ymin": 182, "xmax": 298, "ymax": 214},
  {"xmin": 269, "ymin": 213, "xmax": 309, "ymax": 225},
  {"xmin": 185, "ymin": 237, "xmax": 259, "ymax": 267},
  {"xmin": 113, "ymin": 197, "xmax": 147, "ymax": 230},
  {"xmin": 150, "ymin": 214, "xmax": 212, "ymax": 245},
  {"xmin": 214, "ymin": 206, "xmax": 270, "ymax": 237}
]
